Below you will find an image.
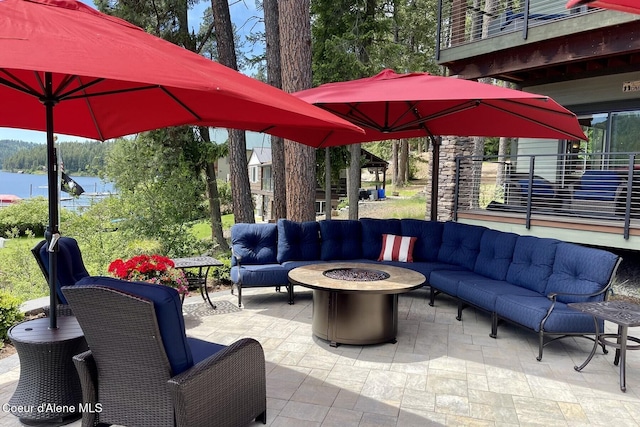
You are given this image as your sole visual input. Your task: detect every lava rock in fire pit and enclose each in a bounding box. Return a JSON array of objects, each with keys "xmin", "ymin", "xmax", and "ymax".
[{"xmin": 323, "ymin": 268, "xmax": 390, "ymax": 281}]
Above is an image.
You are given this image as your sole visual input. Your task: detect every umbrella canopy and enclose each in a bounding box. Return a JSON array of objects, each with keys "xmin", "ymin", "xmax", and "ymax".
[
  {"xmin": 566, "ymin": 0, "xmax": 640, "ymax": 14},
  {"xmin": 294, "ymin": 69, "xmax": 586, "ymax": 220},
  {"xmin": 0, "ymin": 0, "xmax": 363, "ymax": 328},
  {"xmin": 294, "ymin": 69, "xmax": 586, "ymax": 146}
]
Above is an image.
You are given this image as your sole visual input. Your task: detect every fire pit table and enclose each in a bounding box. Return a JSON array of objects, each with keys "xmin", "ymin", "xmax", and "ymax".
[{"xmin": 288, "ymin": 262, "xmax": 425, "ymax": 346}]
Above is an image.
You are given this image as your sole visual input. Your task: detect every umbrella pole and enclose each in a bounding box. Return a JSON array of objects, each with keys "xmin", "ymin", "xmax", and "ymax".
[
  {"xmin": 44, "ymin": 72, "xmax": 59, "ymax": 329},
  {"xmin": 325, "ymin": 148, "xmax": 331, "ymax": 220},
  {"xmin": 430, "ymin": 136, "xmax": 440, "ymax": 221}
]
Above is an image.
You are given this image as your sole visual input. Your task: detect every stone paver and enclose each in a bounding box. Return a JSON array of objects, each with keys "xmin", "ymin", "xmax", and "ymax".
[{"xmin": 1, "ymin": 288, "xmax": 639, "ymax": 426}]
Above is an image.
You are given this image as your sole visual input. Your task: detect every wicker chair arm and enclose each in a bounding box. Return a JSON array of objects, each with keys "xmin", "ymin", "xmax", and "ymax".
[
  {"xmin": 168, "ymin": 338, "xmax": 266, "ymax": 427},
  {"xmin": 72, "ymin": 350, "xmax": 99, "ymax": 427}
]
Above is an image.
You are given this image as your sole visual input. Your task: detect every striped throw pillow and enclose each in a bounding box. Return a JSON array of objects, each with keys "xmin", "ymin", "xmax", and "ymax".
[{"xmin": 378, "ymin": 234, "xmax": 417, "ymax": 262}]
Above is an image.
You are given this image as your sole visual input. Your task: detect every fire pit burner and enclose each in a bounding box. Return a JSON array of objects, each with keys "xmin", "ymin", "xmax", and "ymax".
[{"xmin": 323, "ymin": 268, "xmax": 390, "ymax": 281}]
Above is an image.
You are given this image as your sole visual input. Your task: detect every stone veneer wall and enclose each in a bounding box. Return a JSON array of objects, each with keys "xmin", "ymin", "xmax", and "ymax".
[{"xmin": 425, "ymin": 136, "xmax": 474, "ymax": 221}]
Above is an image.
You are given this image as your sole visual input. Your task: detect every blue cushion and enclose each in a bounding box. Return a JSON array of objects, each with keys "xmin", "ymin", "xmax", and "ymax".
[
  {"xmin": 73, "ymin": 276, "xmax": 193, "ymax": 375},
  {"xmin": 437, "ymin": 222, "xmax": 486, "ymax": 270},
  {"xmin": 187, "ymin": 337, "xmax": 225, "ymax": 365},
  {"xmin": 400, "ymin": 220, "xmax": 444, "ymax": 262},
  {"xmin": 360, "ymin": 218, "xmax": 402, "ymax": 260},
  {"xmin": 545, "ymin": 243, "xmax": 619, "ymax": 303},
  {"xmin": 574, "ymin": 170, "xmax": 623, "ymax": 201},
  {"xmin": 230, "ymin": 264, "xmax": 290, "ymax": 287},
  {"xmin": 506, "ymin": 236, "xmax": 559, "ymax": 294},
  {"xmin": 231, "ymin": 223, "xmax": 278, "ymax": 266},
  {"xmin": 495, "ymin": 294, "xmax": 602, "ymax": 333},
  {"xmin": 379, "ymin": 259, "xmax": 463, "ymax": 279},
  {"xmin": 429, "ymin": 270, "xmax": 480, "ymax": 297},
  {"xmin": 517, "ymin": 179, "xmax": 555, "ymax": 196},
  {"xmin": 473, "ymin": 230, "xmax": 518, "ymax": 281},
  {"xmin": 457, "ymin": 278, "xmax": 541, "ymax": 312},
  {"xmin": 319, "ymin": 220, "xmax": 362, "ymax": 260},
  {"xmin": 277, "ymin": 219, "xmax": 320, "ymax": 263},
  {"xmin": 39, "ymin": 237, "xmax": 90, "ymax": 304}
]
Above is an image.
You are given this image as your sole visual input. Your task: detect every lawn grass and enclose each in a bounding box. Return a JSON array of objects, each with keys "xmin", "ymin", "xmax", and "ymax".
[{"xmin": 190, "ymin": 214, "xmax": 234, "ymax": 239}]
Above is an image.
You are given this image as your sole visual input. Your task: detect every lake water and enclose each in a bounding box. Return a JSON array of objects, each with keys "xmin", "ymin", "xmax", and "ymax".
[{"xmin": 0, "ymin": 171, "xmax": 114, "ymax": 211}]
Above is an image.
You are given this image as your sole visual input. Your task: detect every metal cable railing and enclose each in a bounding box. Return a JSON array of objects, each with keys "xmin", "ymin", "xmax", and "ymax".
[
  {"xmin": 438, "ymin": 0, "xmax": 599, "ymax": 51},
  {"xmin": 454, "ymin": 152, "xmax": 640, "ymax": 238}
]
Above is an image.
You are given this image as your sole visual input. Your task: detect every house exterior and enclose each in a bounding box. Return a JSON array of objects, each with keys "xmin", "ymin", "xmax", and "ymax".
[{"xmin": 436, "ymin": 0, "xmax": 640, "ymax": 250}]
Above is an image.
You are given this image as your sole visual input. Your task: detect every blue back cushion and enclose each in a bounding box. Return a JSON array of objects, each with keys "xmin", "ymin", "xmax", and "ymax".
[
  {"xmin": 506, "ymin": 236, "xmax": 559, "ymax": 293},
  {"xmin": 437, "ymin": 222, "xmax": 485, "ymax": 270},
  {"xmin": 546, "ymin": 243, "xmax": 619, "ymax": 303},
  {"xmin": 277, "ymin": 219, "xmax": 320, "ymax": 263},
  {"xmin": 231, "ymin": 223, "xmax": 278, "ymax": 266},
  {"xmin": 73, "ymin": 276, "xmax": 193, "ymax": 375},
  {"xmin": 39, "ymin": 237, "xmax": 90, "ymax": 304},
  {"xmin": 360, "ymin": 218, "xmax": 402, "ymax": 260},
  {"xmin": 575, "ymin": 170, "xmax": 623, "ymax": 201},
  {"xmin": 400, "ymin": 219, "xmax": 444, "ymax": 262},
  {"xmin": 319, "ymin": 220, "xmax": 362, "ymax": 260},
  {"xmin": 474, "ymin": 230, "xmax": 518, "ymax": 280}
]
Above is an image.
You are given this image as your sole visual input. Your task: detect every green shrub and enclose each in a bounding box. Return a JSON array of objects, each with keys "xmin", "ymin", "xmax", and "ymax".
[
  {"xmin": 0, "ymin": 289, "xmax": 24, "ymax": 348},
  {"xmin": 0, "ymin": 236, "xmax": 48, "ymax": 302},
  {"xmin": 0, "ymin": 197, "xmax": 76, "ymax": 237}
]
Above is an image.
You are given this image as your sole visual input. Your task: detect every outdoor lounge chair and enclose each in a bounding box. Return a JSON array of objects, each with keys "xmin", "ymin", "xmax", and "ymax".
[
  {"xmin": 62, "ymin": 278, "xmax": 267, "ymax": 427},
  {"xmin": 31, "ymin": 236, "xmax": 90, "ymax": 315}
]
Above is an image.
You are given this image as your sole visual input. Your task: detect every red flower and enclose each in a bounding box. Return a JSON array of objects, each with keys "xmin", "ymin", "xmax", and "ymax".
[{"xmin": 107, "ymin": 254, "xmax": 188, "ymax": 296}]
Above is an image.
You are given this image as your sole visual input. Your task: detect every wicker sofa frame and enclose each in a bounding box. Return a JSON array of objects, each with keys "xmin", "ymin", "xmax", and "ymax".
[{"xmin": 63, "ymin": 285, "xmax": 267, "ymax": 427}]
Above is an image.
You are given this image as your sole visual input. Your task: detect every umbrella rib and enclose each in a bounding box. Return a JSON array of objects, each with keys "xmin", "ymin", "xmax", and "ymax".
[
  {"xmin": 0, "ymin": 70, "xmax": 43, "ymax": 98},
  {"xmin": 160, "ymin": 87, "xmax": 202, "ymax": 121},
  {"xmin": 393, "ymin": 101, "xmax": 479, "ymax": 132},
  {"xmin": 322, "ymin": 104, "xmax": 386, "ymax": 132},
  {"xmin": 482, "ymin": 101, "xmax": 584, "ymax": 140}
]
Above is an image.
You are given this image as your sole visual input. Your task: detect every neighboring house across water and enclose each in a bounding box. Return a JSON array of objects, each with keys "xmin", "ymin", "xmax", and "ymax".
[{"xmin": 436, "ymin": 0, "xmax": 640, "ymax": 250}]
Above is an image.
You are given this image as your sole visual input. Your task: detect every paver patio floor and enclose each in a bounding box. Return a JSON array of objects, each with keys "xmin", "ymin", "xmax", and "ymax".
[{"xmin": 1, "ymin": 287, "xmax": 639, "ymax": 426}]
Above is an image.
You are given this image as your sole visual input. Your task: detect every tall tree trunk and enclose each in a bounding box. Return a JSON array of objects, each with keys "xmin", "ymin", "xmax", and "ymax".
[
  {"xmin": 211, "ymin": 0, "xmax": 254, "ymax": 223},
  {"xmin": 280, "ymin": 0, "xmax": 315, "ymax": 222},
  {"xmin": 348, "ymin": 144, "xmax": 361, "ymax": 220},
  {"xmin": 178, "ymin": 2, "xmax": 227, "ymax": 248},
  {"xmin": 496, "ymin": 137, "xmax": 509, "ymax": 200},
  {"xmin": 264, "ymin": 0, "xmax": 286, "ymax": 220}
]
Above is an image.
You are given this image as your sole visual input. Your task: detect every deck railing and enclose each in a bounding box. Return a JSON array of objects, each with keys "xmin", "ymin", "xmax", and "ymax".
[
  {"xmin": 437, "ymin": 0, "xmax": 596, "ymax": 53},
  {"xmin": 453, "ymin": 152, "xmax": 640, "ymax": 239}
]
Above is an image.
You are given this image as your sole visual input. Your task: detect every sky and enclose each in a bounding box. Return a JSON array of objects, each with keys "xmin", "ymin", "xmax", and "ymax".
[{"xmin": 0, "ymin": 0, "xmax": 264, "ymax": 145}]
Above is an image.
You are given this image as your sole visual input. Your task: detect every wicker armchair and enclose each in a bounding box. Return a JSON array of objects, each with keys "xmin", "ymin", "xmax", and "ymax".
[{"xmin": 62, "ymin": 279, "xmax": 267, "ymax": 427}]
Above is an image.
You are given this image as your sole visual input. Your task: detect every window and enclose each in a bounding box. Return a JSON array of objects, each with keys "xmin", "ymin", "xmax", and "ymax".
[
  {"xmin": 262, "ymin": 166, "xmax": 273, "ymax": 191},
  {"xmin": 249, "ymin": 166, "xmax": 258, "ymax": 183}
]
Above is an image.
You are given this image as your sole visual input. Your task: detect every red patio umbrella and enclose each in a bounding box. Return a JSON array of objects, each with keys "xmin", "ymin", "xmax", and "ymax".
[
  {"xmin": 0, "ymin": 0, "xmax": 363, "ymax": 327},
  {"xmin": 566, "ymin": 0, "xmax": 640, "ymax": 14},
  {"xmin": 294, "ymin": 69, "xmax": 586, "ymax": 221}
]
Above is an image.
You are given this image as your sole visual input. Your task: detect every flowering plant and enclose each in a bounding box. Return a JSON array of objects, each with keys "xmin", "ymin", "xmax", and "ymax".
[{"xmin": 108, "ymin": 254, "xmax": 189, "ymax": 296}]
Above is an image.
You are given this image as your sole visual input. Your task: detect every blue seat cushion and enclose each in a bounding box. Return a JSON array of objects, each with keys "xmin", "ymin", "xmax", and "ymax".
[
  {"xmin": 319, "ymin": 220, "xmax": 362, "ymax": 260},
  {"xmin": 73, "ymin": 276, "xmax": 193, "ymax": 375},
  {"xmin": 545, "ymin": 243, "xmax": 619, "ymax": 303},
  {"xmin": 517, "ymin": 179, "xmax": 555, "ymax": 196},
  {"xmin": 277, "ymin": 219, "xmax": 320, "ymax": 263},
  {"xmin": 457, "ymin": 278, "xmax": 541, "ymax": 312},
  {"xmin": 379, "ymin": 260, "xmax": 463, "ymax": 280},
  {"xmin": 437, "ymin": 222, "xmax": 486, "ymax": 270},
  {"xmin": 473, "ymin": 230, "xmax": 517, "ymax": 281},
  {"xmin": 400, "ymin": 219, "xmax": 443, "ymax": 262},
  {"xmin": 230, "ymin": 264, "xmax": 290, "ymax": 287},
  {"xmin": 506, "ymin": 236, "xmax": 559, "ymax": 294},
  {"xmin": 39, "ymin": 237, "xmax": 90, "ymax": 304},
  {"xmin": 360, "ymin": 218, "xmax": 402, "ymax": 260},
  {"xmin": 428, "ymin": 270, "xmax": 479, "ymax": 298},
  {"xmin": 187, "ymin": 337, "xmax": 225, "ymax": 365},
  {"xmin": 231, "ymin": 223, "xmax": 278, "ymax": 266},
  {"xmin": 574, "ymin": 170, "xmax": 623, "ymax": 201},
  {"xmin": 495, "ymin": 294, "xmax": 602, "ymax": 333}
]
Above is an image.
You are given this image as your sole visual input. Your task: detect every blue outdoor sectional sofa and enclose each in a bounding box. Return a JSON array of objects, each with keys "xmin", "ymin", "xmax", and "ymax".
[{"xmin": 231, "ymin": 218, "xmax": 621, "ymax": 360}]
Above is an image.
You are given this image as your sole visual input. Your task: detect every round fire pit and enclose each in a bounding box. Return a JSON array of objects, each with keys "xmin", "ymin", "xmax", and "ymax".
[{"xmin": 323, "ymin": 268, "xmax": 390, "ymax": 281}]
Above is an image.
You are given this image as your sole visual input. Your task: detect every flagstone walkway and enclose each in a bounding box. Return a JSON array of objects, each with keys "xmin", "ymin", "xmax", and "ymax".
[{"xmin": 1, "ymin": 287, "xmax": 639, "ymax": 426}]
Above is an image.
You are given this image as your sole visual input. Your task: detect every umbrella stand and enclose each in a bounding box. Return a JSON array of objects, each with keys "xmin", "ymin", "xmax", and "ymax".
[
  {"xmin": 44, "ymin": 72, "xmax": 60, "ymax": 329},
  {"xmin": 430, "ymin": 136, "xmax": 440, "ymax": 221}
]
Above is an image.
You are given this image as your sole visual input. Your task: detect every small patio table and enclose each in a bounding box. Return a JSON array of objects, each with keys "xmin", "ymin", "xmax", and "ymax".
[
  {"xmin": 8, "ymin": 316, "xmax": 88, "ymax": 424},
  {"xmin": 569, "ymin": 300, "xmax": 640, "ymax": 392},
  {"xmin": 172, "ymin": 256, "xmax": 223, "ymax": 309}
]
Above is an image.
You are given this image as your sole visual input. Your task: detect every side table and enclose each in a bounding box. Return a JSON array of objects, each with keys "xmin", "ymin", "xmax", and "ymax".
[
  {"xmin": 172, "ymin": 256, "xmax": 223, "ymax": 309},
  {"xmin": 8, "ymin": 316, "xmax": 88, "ymax": 425},
  {"xmin": 569, "ymin": 301, "xmax": 640, "ymax": 392}
]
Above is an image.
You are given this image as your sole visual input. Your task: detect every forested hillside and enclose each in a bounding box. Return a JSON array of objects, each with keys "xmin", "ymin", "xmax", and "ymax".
[
  {"xmin": 1, "ymin": 140, "xmax": 112, "ymax": 175},
  {"xmin": 0, "ymin": 140, "xmax": 39, "ymax": 169}
]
